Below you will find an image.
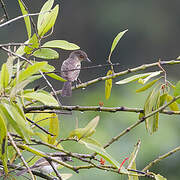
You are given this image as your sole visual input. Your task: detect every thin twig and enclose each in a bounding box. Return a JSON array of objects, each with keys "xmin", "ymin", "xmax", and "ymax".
[
  {"xmin": 0, "ymin": 11, "xmax": 50, "ymax": 28},
  {"xmin": 0, "ymin": 0, "xmax": 9, "ymax": 20},
  {"xmin": 142, "ymin": 146, "xmax": 180, "ymax": 172},
  {"xmin": 0, "ymin": 43, "xmax": 32, "ymax": 48},
  {"xmin": 7, "ymin": 133, "xmax": 35, "ymax": 180}
]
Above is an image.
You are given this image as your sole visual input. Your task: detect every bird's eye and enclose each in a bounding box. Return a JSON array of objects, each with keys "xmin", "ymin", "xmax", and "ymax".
[{"xmin": 80, "ymin": 55, "xmax": 84, "ymax": 58}]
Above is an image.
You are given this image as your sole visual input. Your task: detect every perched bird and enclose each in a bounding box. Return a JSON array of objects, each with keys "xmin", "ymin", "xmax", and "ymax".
[
  {"xmin": 16, "ymin": 152, "xmax": 72, "ymax": 176},
  {"xmin": 61, "ymin": 50, "xmax": 91, "ymax": 97}
]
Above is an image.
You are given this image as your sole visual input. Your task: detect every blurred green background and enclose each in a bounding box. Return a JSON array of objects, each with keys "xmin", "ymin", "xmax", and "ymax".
[{"xmin": 0, "ymin": 0, "xmax": 180, "ymax": 179}]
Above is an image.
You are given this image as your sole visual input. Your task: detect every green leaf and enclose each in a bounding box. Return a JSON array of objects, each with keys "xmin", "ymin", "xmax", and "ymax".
[
  {"xmin": 136, "ymin": 77, "xmax": 161, "ymax": 93},
  {"xmin": 33, "ymin": 48, "xmax": 59, "ymax": 59},
  {"xmin": 11, "ymin": 62, "xmax": 47, "ymax": 86},
  {"xmin": 1, "ymin": 63, "xmax": 9, "ymax": 89},
  {"xmin": 18, "ymin": 0, "xmax": 31, "ymax": 39},
  {"xmin": 155, "ymin": 174, "xmax": 167, "ymax": 180},
  {"xmin": 116, "ymin": 72, "xmax": 156, "ymax": 85},
  {"xmin": 109, "ymin": 29, "xmax": 128, "ymax": 56},
  {"xmin": 144, "ymin": 87, "xmax": 160, "ymax": 134},
  {"xmin": 42, "ymin": 40, "xmax": 80, "ymax": 50},
  {"xmin": 80, "ymin": 138, "xmax": 127, "ymax": 173},
  {"xmin": 1, "ymin": 101, "xmax": 33, "ymax": 143},
  {"xmin": 47, "ymin": 73, "xmax": 66, "ymax": 82},
  {"xmin": 24, "ymin": 33, "xmax": 39, "ymax": 54},
  {"xmin": 41, "ymin": 63, "xmax": 55, "ymax": 72},
  {"xmin": 137, "ymin": 71, "xmax": 162, "ymax": 85},
  {"xmin": 105, "ymin": 70, "xmax": 113, "ymax": 100},
  {"xmin": 10, "ymin": 75, "xmax": 42, "ymax": 98},
  {"xmin": 166, "ymin": 94, "xmax": 179, "ymax": 111},
  {"xmin": 38, "ymin": 4, "xmax": 59, "ymax": 37},
  {"xmin": 159, "ymin": 93, "xmax": 167, "ymax": 107},
  {"xmin": 174, "ymin": 81, "xmax": 180, "ymax": 104},
  {"xmin": 22, "ymin": 90, "xmax": 58, "ymax": 106},
  {"xmin": 0, "ymin": 111, "xmax": 8, "ymax": 174},
  {"xmin": 37, "ymin": 0, "xmax": 54, "ymax": 30},
  {"xmin": 69, "ymin": 116, "xmax": 99, "ymax": 140},
  {"xmin": 48, "ymin": 113, "xmax": 59, "ymax": 144}
]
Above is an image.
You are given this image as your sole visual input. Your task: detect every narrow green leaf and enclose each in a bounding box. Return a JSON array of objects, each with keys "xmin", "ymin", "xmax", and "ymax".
[
  {"xmin": 33, "ymin": 48, "xmax": 59, "ymax": 59},
  {"xmin": 105, "ymin": 70, "xmax": 113, "ymax": 100},
  {"xmin": 136, "ymin": 77, "xmax": 161, "ymax": 93},
  {"xmin": 80, "ymin": 138, "xmax": 128, "ymax": 173},
  {"xmin": 11, "ymin": 62, "xmax": 47, "ymax": 86},
  {"xmin": 22, "ymin": 90, "xmax": 58, "ymax": 106},
  {"xmin": 0, "ymin": 112, "xmax": 8, "ymax": 174},
  {"xmin": 42, "ymin": 40, "xmax": 80, "ymax": 50},
  {"xmin": 37, "ymin": 0, "xmax": 54, "ymax": 30},
  {"xmin": 38, "ymin": 5, "xmax": 59, "ymax": 37},
  {"xmin": 24, "ymin": 33, "xmax": 39, "ymax": 54},
  {"xmin": 174, "ymin": 80, "xmax": 180, "ymax": 104},
  {"xmin": 48, "ymin": 113, "xmax": 59, "ymax": 145},
  {"xmin": 18, "ymin": 0, "xmax": 31, "ymax": 39},
  {"xmin": 144, "ymin": 87, "xmax": 160, "ymax": 134},
  {"xmin": 47, "ymin": 73, "xmax": 66, "ymax": 82},
  {"xmin": 159, "ymin": 93, "xmax": 167, "ymax": 107},
  {"xmin": 137, "ymin": 71, "xmax": 162, "ymax": 84},
  {"xmin": 1, "ymin": 63, "xmax": 9, "ymax": 88},
  {"xmin": 110, "ymin": 29, "xmax": 128, "ymax": 55},
  {"xmin": 69, "ymin": 116, "xmax": 99, "ymax": 140},
  {"xmin": 116, "ymin": 72, "xmax": 155, "ymax": 85},
  {"xmin": 166, "ymin": 94, "xmax": 179, "ymax": 111},
  {"xmin": 155, "ymin": 174, "xmax": 167, "ymax": 180}
]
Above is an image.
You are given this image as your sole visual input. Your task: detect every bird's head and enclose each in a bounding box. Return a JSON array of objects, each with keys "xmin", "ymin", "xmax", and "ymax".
[{"xmin": 70, "ymin": 50, "xmax": 91, "ymax": 62}]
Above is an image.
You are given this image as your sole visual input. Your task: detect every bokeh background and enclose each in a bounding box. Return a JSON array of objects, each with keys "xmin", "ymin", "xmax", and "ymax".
[{"xmin": 0, "ymin": 0, "xmax": 180, "ymax": 179}]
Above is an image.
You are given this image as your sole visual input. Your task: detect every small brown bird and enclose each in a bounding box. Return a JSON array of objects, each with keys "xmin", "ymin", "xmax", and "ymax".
[
  {"xmin": 16, "ymin": 152, "xmax": 72, "ymax": 176},
  {"xmin": 61, "ymin": 50, "xmax": 91, "ymax": 97}
]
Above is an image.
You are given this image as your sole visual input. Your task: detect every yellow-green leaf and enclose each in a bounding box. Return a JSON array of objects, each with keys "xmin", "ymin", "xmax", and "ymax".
[
  {"xmin": 22, "ymin": 90, "xmax": 58, "ymax": 106},
  {"xmin": 47, "ymin": 73, "xmax": 66, "ymax": 82},
  {"xmin": 0, "ymin": 112, "xmax": 8, "ymax": 174},
  {"xmin": 110, "ymin": 29, "xmax": 128, "ymax": 55},
  {"xmin": 105, "ymin": 70, "xmax": 113, "ymax": 100},
  {"xmin": 159, "ymin": 93, "xmax": 167, "ymax": 107},
  {"xmin": 69, "ymin": 116, "xmax": 99, "ymax": 140},
  {"xmin": 136, "ymin": 77, "xmax": 161, "ymax": 93},
  {"xmin": 38, "ymin": 5, "xmax": 59, "ymax": 37},
  {"xmin": 144, "ymin": 87, "xmax": 160, "ymax": 134},
  {"xmin": 166, "ymin": 94, "xmax": 179, "ymax": 111},
  {"xmin": 18, "ymin": 0, "xmax": 31, "ymax": 39},
  {"xmin": 33, "ymin": 48, "xmax": 59, "ymax": 59},
  {"xmin": 11, "ymin": 62, "xmax": 47, "ymax": 86},
  {"xmin": 48, "ymin": 113, "xmax": 59, "ymax": 144},
  {"xmin": 24, "ymin": 33, "xmax": 39, "ymax": 54},
  {"xmin": 174, "ymin": 81, "xmax": 180, "ymax": 104},
  {"xmin": 116, "ymin": 72, "xmax": 156, "ymax": 85},
  {"xmin": 137, "ymin": 71, "xmax": 162, "ymax": 85},
  {"xmin": 37, "ymin": 0, "xmax": 54, "ymax": 30},
  {"xmin": 42, "ymin": 40, "xmax": 80, "ymax": 50},
  {"xmin": 155, "ymin": 174, "xmax": 167, "ymax": 180},
  {"xmin": 80, "ymin": 138, "xmax": 128, "ymax": 173},
  {"xmin": 1, "ymin": 63, "xmax": 9, "ymax": 89}
]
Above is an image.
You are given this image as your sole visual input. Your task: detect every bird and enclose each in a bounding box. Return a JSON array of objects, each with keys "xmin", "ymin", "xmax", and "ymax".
[
  {"xmin": 16, "ymin": 152, "xmax": 72, "ymax": 176},
  {"xmin": 61, "ymin": 50, "xmax": 91, "ymax": 97}
]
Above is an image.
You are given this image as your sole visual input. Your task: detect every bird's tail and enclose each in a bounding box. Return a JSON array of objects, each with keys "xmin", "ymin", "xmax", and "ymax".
[{"xmin": 61, "ymin": 81, "xmax": 72, "ymax": 97}]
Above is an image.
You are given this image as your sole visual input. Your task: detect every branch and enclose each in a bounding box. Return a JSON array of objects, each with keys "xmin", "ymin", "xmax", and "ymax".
[
  {"xmin": 142, "ymin": 146, "xmax": 180, "ymax": 172},
  {"xmin": 103, "ymin": 95, "xmax": 180, "ymax": 149},
  {"xmin": 0, "ymin": 11, "xmax": 49, "ymax": 28},
  {"xmin": 7, "ymin": 133, "xmax": 35, "ymax": 180},
  {"xmin": 24, "ymin": 105, "xmax": 180, "ymax": 115},
  {"xmin": 54, "ymin": 59, "xmax": 180, "ymax": 95},
  {"xmin": 0, "ymin": 0, "xmax": 9, "ymax": 21}
]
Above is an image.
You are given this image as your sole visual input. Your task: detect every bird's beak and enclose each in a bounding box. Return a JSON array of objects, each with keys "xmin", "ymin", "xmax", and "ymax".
[{"xmin": 86, "ymin": 58, "xmax": 91, "ymax": 62}]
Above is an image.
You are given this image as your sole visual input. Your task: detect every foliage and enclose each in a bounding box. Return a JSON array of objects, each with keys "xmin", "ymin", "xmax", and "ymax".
[{"xmin": 0, "ymin": 0, "xmax": 179, "ymax": 180}]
